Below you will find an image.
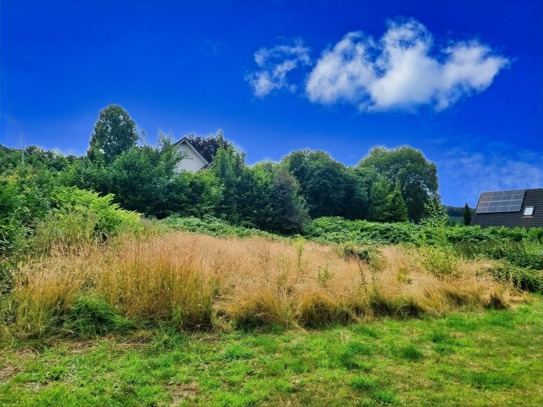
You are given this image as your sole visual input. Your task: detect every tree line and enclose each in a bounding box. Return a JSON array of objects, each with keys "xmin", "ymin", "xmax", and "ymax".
[{"xmin": 1, "ymin": 105, "xmax": 441, "ymax": 243}]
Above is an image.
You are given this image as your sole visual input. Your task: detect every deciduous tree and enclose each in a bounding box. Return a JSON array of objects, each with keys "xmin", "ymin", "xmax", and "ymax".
[
  {"xmin": 282, "ymin": 150, "xmax": 368, "ymax": 219},
  {"xmin": 357, "ymin": 146, "xmax": 438, "ymax": 222},
  {"xmin": 183, "ymin": 131, "xmax": 232, "ymax": 163},
  {"xmin": 87, "ymin": 105, "xmax": 138, "ymax": 164}
]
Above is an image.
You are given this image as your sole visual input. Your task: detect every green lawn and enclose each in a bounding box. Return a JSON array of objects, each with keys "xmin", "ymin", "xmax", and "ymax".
[{"xmin": 1, "ymin": 296, "xmax": 542, "ymax": 407}]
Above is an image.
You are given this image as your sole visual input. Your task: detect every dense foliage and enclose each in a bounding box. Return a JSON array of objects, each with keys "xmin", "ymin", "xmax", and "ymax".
[
  {"xmin": 282, "ymin": 150, "xmax": 369, "ymax": 220},
  {"xmin": 183, "ymin": 131, "xmax": 232, "ymax": 162},
  {"xmin": 305, "ymin": 216, "xmax": 543, "ymax": 292},
  {"xmin": 1, "ymin": 106, "xmax": 447, "ymax": 245},
  {"xmin": 357, "ymin": 146, "xmax": 439, "ymax": 222},
  {"xmin": 87, "ymin": 105, "xmax": 139, "ymax": 163},
  {"xmin": 1, "ymin": 106, "xmax": 542, "ymax": 297}
]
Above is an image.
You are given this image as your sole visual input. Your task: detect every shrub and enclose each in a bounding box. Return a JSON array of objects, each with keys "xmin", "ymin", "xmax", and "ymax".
[
  {"xmin": 0, "ymin": 179, "xmax": 27, "ymax": 256},
  {"xmin": 305, "ymin": 217, "xmax": 421, "ymax": 246},
  {"xmin": 455, "ymin": 240, "xmax": 543, "ymax": 270},
  {"xmin": 397, "ymin": 344, "xmax": 424, "ymax": 361},
  {"xmin": 33, "ymin": 187, "xmax": 141, "ymax": 253},
  {"xmin": 296, "ymin": 290, "xmax": 354, "ymax": 328},
  {"xmin": 161, "ymin": 215, "xmax": 275, "ymax": 239},
  {"xmin": 306, "ymin": 217, "xmax": 542, "ymax": 249},
  {"xmin": 483, "ymin": 264, "xmax": 543, "ymax": 294},
  {"xmin": 421, "ymin": 246, "xmax": 460, "ymax": 277}
]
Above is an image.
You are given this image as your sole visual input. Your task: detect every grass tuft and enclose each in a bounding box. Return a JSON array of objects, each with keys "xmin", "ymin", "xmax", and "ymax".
[
  {"xmin": 397, "ymin": 344, "xmax": 425, "ymax": 361},
  {"xmin": 350, "ymin": 375, "xmax": 379, "ymax": 391},
  {"xmin": 62, "ymin": 296, "xmax": 133, "ymax": 337}
]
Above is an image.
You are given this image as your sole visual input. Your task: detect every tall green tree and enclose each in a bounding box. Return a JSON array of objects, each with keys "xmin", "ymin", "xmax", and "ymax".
[
  {"xmin": 104, "ymin": 136, "xmax": 184, "ymax": 217},
  {"xmin": 87, "ymin": 105, "xmax": 138, "ymax": 164},
  {"xmin": 384, "ymin": 182, "xmax": 409, "ymax": 222},
  {"xmin": 251, "ymin": 162, "xmax": 308, "ymax": 233},
  {"xmin": 212, "ymin": 146, "xmax": 245, "ymax": 222},
  {"xmin": 282, "ymin": 150, "xmax": 368, "ymax": 219},
  {"xmin": 357, "ymin": 146, "xmax": 438, "ymax": 222},
  {"xmin": 368, "ymin": 176, "xmax": 393, "ymax": 222}
]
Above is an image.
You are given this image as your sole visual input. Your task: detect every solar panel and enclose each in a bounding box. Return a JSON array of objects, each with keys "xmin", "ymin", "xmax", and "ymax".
[{"xmin": 475, "ymin": 190, "xmax": 525, "ymax": 214}]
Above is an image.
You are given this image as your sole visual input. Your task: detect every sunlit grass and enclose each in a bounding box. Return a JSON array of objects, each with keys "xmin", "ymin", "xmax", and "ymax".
[
  {"xmin": 9, "ymin": 231, "xmax": 525, "ymax": 337},
  {"xmin": 1, "ymin": 296, "xmax": 541, "ymax": 406}
]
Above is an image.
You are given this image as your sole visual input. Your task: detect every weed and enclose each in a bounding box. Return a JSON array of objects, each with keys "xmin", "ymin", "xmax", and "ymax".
[
  {"xmin": 397, "ymin": 344, "xmax": 424, "ymax": 361},
  {"xmin": 483, "ymin": 263, "xmax": 543, "ymax": 294},
  {"xmin": 421, "ymin": 246, "xmax": 460, "ymax": 277},
  {"xmin": 427, "ymin": 330, "xmax": 451, "ymax": 344},
  {"xmin": 351, "ymin": 324, "xmax": 380, "ymax": 338},
  {"xmin": 336, "ymin": 243, "xmax": 381, "ymax": 265},
  {"xmin": 317, "ymin": 264, "xmax": 333, "ymax": 287},
  {"xmin": 152, "ymin": 326, "xmax": 188, "ymax": 350},
  {"xmin": 350, "ymin": 375, "xmax": 378, "ymax": 391}
]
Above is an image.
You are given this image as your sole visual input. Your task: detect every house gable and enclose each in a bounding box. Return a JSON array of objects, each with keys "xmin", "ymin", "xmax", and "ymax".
[
  {"xmin": 173, "ymin": 137, "xmax": 209, "ymax": 173},
  {"xmin": 471, "ymin": 188, "xmax": 543, "ymax": 228}
]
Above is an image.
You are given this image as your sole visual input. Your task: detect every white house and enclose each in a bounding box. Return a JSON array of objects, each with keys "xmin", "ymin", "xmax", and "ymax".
[{"xmin": 173, "ymin": 137, "xmax": 209, "ymax": 173}]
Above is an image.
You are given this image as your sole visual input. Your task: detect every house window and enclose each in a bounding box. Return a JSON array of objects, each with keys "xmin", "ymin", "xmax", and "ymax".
[{"xmin": 523, "ymin": 206, "xmax": 534, "ymax": 216}]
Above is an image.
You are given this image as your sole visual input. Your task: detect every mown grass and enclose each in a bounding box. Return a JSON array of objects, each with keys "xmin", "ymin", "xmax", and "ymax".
[{"xmin": 1, "ymin": 296, "xmax": 541, "ymax": 406}]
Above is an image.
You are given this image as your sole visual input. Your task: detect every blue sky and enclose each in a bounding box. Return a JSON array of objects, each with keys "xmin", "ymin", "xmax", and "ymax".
[{"xmin": 1, "ymin": 0, "xmax": 542, "ymax": 206}]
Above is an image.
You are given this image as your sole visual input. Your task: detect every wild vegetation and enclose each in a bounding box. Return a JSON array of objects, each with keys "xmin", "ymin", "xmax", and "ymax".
[
  {"xmin": 4, "ymin": 231, "xmax": 523, "ymax": 339},
  {"xmin": 1, "ymin": 105, "xmax": 542, "ymax": 405}
]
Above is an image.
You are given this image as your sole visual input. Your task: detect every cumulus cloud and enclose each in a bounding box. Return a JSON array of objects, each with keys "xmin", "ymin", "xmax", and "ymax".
[
  {"xmin": 246, "ymin": 38, "xmax": 311, "ymax": 97},
  {"xmin": 305, "ymin": 19, "xmax": 509, "ymax": 111},
  {"xmin": 438, "ymin": 146, "xmax": 543, "ymax": 205},
  {"xmin": 305, "ymin": 32, "xmax": 376, "ymax": 105}
]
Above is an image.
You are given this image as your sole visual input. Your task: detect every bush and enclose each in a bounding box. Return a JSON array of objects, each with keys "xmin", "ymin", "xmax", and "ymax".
[
  {"xmin": 421, "ymin": 246, "xmax": 460, "ymax": 277},
  {"xmin": 306, "ymin": 217, "xmax": 543, "ymax": 249},
  {"xmin": 33, "ymin": 187, "xmax": 141, "ymax": 253},
  {"xmin": 455, "ymin": 240, "xmax": 543, "ymax": 270},
  {"xmin": 0, "ymin": 179, "xmax": 27, "ymax": 256},
  {"xmin": 161, "ymin": 215, "xmax": 276, "ymax": 239},
  {"xmin": 305, "ymin": 217, "xmax": 421, "ymax": 246},
  {"xmin": 483, "ymin": 264, "xmax": 543, "ymax": 294}
]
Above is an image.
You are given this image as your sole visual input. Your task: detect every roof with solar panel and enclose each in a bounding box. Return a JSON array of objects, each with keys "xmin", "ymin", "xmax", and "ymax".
[{"xmin": 471, "ymin": 188, "xmax": 543, "ymax": 228}]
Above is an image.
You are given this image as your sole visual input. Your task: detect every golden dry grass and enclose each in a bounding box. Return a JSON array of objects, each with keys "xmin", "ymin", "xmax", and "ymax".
[{"xmin": 12, "ymin": 232, "xmax": 525, "ymax": 335}]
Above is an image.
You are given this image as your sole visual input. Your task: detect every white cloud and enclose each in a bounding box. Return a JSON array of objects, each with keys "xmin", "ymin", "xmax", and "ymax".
[
  {"xmin": 306, "ymin": 18, "xmax": 509, "ymax": 111},
  {"xmin": 438, "ymin": 146, "xmax": 543, "ymax": 205},
  {"xmin": 305, "ymin": 32, "xmax": 376, "ymax": 105},
  {"xmin": 246, "ymin": 39, "xmax": 311, "ymax": 97}
]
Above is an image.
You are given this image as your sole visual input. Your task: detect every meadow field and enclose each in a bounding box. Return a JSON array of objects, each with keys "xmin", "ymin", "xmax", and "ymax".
[{"xmin": 1, "ymin": 219, "xmax": 542, "ymax": 406}]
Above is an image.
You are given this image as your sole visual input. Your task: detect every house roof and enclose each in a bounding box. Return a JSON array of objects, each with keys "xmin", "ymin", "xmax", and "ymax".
[
  {"xmin": 471, "ymin": 188, "xmax": 543, "ymax": 228},
  {"xmin": 173, "ymin": 137, "xmax": 210, "ymax": 166}
]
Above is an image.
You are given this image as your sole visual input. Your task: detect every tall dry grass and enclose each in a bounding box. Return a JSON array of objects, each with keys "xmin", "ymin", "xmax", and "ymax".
[{"xmin": 11, "ymin": 232, "xmax": 524, "ymax": 336}]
